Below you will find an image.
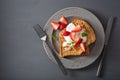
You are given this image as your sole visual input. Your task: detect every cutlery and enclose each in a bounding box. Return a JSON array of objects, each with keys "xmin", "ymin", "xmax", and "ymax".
[
  {"xmin": 33, "ymin": 24, "xmax": 68, "ymax": 75},
  {"xmin": 96, "ymin": 16, "xmax": 115, "ymax": 77}
]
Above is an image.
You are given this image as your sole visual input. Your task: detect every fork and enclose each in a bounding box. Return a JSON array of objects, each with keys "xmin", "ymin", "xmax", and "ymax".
[{"xmin": 33, "ymin": 24, "xmax": 68, "ymax": 75}]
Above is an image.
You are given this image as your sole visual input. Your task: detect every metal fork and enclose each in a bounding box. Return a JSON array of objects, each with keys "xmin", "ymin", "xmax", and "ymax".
[{"xmin": 33, "ymin": 24, "xmax": 68, "ymax": 75}]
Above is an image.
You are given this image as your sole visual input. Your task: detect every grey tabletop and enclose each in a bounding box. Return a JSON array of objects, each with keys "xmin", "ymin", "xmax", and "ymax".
[{"xmin": 0, "ymin": 0, "xmax": 120, "ymax": 80}]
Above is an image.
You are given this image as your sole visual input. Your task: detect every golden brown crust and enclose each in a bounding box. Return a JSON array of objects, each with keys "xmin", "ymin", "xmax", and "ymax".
[{"xmin": 59, "ymin": 18, "xmax": 96, "ymax": 57}]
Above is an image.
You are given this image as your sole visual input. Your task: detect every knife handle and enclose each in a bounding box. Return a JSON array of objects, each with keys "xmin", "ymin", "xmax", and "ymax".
[
  {"xmin": 45, "ymin": 41, "xmax": 68, "ymax": 75},
  {"xmin": 96, "ymin": 45, "xmax": 107, "ymax": 77}
]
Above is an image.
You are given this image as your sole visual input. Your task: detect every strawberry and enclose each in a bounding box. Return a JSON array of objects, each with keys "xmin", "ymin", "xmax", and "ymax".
[
  {"xmin": 74, "ymin": 38, "xmax": 83, "ymax": 46},
  {"xmin": 70, "ymin": 31, "xmax": 81, "ymax": 41},
  {"xmin": 59, "ymin": 16, "xmax": 68, "ymax": 25},
  {"xmin": 50, "ymin": 22, "xmax": 60, "ymax": 30},
  {"xmin": 63, "ymin": 30, "xmax": 70, "ymax": 36},
  {"xmin": 70, "ymin": 32, "xmax": 76, "ymax": 40},
  {"xmin": 72, "ymin": 25, "xmax": 82, "ymax": 32},
  {"xmin": 59, "ymin": 23, "xmax": 67, "ymax": 29},
  {"xmin": 80, "ymin": 43, "xmax": 85, "ymax": 52}
]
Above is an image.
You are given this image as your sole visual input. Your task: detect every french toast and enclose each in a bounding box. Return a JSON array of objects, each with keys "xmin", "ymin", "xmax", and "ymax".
[{"xmin": 59, "ymin": 18, "xmax": 96, "ymax": 57}]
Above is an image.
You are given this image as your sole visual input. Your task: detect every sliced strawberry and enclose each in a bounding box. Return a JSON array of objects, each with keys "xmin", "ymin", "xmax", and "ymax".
[
  {"xmin": 70, "ymin": 32, "xmax": 76, "ymax": 40},
  {"xmin": 59, "ymin": 23, "xmax": 67, "ymax": 29},
  {"xmin": 74, "ymin": 38, "xmax": 83, "ymax": 46},
  {"xmin": 59, "ymin": 16, "xmax": 68, "ymax": 25},
  {"xmin": 72, "ymin": 25, "xmax": 82, "ymax": 32},
  {"xmin": 70, "ymin": 31, "xmax": 81, "ymax": 41},
  {"xmin": 50, "ymin": 22, "xmax": 60, "ymax": 30},
  {"xmin": 80, "ymin": 43, "xmax": 85, "ymax": 52},
  {"xmin": 63, "ymin": 30, "xmax": 70, "ymax": 36}
]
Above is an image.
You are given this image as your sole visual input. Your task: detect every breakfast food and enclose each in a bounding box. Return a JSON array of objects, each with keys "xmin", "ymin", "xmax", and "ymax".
[{"xmin": 50, "ymin": 16, "xmax": 96, "ymax": 58}]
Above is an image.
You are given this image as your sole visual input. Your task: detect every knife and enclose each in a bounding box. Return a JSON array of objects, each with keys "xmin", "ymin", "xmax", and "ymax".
[
  {"xmin": 33, "ymin": 24, "xmax": 67, "ymax": 75},
  {"xmin": 96, "ymin": 16, "xmax": 115, "ymax": 77}
]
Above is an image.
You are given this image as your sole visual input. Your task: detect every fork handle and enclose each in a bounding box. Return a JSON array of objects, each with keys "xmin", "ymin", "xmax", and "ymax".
[{"xmin": 45, "ymin": 41, "xmax": 68, "ymax": 75}]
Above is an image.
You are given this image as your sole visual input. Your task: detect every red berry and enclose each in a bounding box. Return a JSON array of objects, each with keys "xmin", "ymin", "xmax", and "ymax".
[
  {"xmin": 72, "ymin": 25, "xmax": 82, "ymax": 32},
  {"xmin": 80, "ymin": 43, "xmax": 85, "ymax": 52},
  {"xmin": 60, "ymin": 23, "xmax": 67, "ymax": 29},
  {"xmin": 74, "ymin": 38, "xmax": 83, "ymax": 46},
  {"xmin": 70, "ymin": 32, "xmax": 76, "ymax": 40},
  {"xmin": 63, "ymin": 30, "xmax": 70, "ymax": 36},
  {"xmin": 59, "ymin": 16, "xmax": 68, "ymax": 25},
  {"xmin": 50, "ymin": 22, "xmax": 60, "ymax": 30}
]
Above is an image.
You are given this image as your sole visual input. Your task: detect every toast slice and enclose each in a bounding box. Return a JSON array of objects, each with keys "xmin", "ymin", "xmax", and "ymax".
[{"xmin": 59, "ymin": 18, "xmax": 96, "ymax": 57}]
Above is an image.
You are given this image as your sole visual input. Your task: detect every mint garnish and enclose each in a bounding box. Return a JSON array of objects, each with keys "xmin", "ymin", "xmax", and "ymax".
[
  {"xmin": 51, "ymin": 34, "xmax": 57, "ymax": 40},
  {"xmin": 82, "ymin": 32, "xmax": 88, "ymax": 37},
  {"xmin": 67, "ymin": 43, "xmax": 71, "ymax": 45}
]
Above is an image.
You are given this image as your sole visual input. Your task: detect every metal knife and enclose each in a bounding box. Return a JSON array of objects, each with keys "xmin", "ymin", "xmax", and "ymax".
[
  {"xmin": 33, "ymin": 24, "xmax": 67, "ymax": 75},
  {"xmin": 96, "ymin": 16, "xmax": 115, "ymax": 77}
]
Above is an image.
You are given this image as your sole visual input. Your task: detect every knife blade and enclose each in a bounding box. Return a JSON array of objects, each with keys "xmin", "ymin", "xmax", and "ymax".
[
  {"xmin": 33, "ymin": 24, "xmax": 68, "ymax": 75},
  {"xmin": 96, "ymin": 16, "xmax": 115, "ymax": 77}
]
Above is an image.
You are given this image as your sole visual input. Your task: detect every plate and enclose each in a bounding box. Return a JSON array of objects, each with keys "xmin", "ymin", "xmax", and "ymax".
[{"xmin": 43, "ymin": 7, "xmax": 105, "ymax": 69}]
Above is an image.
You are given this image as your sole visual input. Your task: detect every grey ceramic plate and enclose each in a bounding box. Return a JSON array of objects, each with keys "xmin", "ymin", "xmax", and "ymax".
[{"xmin": 43, "ymin": 7, "xmax": 105, "ymax": 69}]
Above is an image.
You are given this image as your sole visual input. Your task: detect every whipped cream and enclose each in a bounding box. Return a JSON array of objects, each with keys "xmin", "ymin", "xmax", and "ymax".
[
  {"xmin": 63, "ymin": 36, "xmax": 72, "ymax": 42},
  {"xmin": 66, "ymin": 23, "xmax": 75, "ymax": 32}
]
